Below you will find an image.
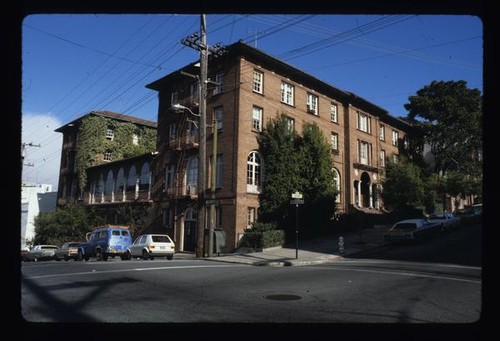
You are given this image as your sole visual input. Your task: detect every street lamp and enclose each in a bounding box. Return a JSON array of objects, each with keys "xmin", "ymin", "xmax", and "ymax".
[{"xmin": 172, "ymin": 103, "xmax": 201, "ymax": 117}]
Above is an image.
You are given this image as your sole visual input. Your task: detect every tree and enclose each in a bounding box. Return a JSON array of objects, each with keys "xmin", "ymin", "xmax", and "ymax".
[
  {"xmin": 297, "ymin": 123, "xmax": 337, "ymax": 237},
  {"xmin": 404, "ymin": 80, "xmax": 482, "ymax": 177},
  {"xmin": 258, "ymin": 115, "xmax": 337, "ymax": 238},
  {"xmin": 257, "ymin": 114, "xmax": 301, "ymax": 227},
  {"xmin": 381, "ymin": 159, "xmax": 425, "ymax": 213},
  {"xmin": 33, "ymin": 204, "xmax": 104, "ymax": 246}
]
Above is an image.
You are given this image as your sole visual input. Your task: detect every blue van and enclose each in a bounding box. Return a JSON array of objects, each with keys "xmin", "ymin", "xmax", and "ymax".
[{"xmin": 77, "ymin": 225, "xmax": 132, "ymax": 261}]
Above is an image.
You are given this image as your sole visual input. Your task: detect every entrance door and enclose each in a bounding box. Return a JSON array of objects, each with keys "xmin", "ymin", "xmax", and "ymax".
[{"xmin": 184, "ymin": 207, "xmax": 197, "ymax": 252}]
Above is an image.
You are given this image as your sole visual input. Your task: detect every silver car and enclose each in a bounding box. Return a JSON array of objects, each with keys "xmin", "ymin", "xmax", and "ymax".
[
  {"xmin": 23, "ymin": 245, "xmax": 59, "ymax": 262},
  {"xmin": 125, "ymin": 234, "xmax": 175, "ymax": 260}
]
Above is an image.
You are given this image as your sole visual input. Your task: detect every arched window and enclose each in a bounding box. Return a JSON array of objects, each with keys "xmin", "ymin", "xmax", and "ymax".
[
  {"xmin": 97, "ymin": 173, "xmax": 105, "ymax": 202},
  {"xmin": 104, "ymin": 169, "xmax": 114, "ymax": 201},
  {"xmin": 116, "ymin": 167, "xmax": 126, "ymax": 200},
  {"xmin": 139, "ymin": 162, "xmax": 151, "ymax": 191},
  {"xmin": 127, "ymin": 165, "xmax": 137, "ymax": 193},
  {"xmin": 247, "ymin": 151, "xmax": 262, "ymax": 193},
  {"xmin": 333, "ymin": 168, "xmax": 341, "ymax": 203},
  {"xmin": 186, "ymin": 157, "xmax": 198, "ymax": 195}
]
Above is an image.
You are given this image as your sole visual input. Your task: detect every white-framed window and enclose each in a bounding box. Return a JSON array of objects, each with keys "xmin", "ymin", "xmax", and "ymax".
[
  {"xmin": 186, "ymin": 157, "xmax": 198, "ymax": 194},
  {"xmin": 132, "ymin": 133, "xmax": 139, "ymax": 145},
  {"xmin": 247, "ymin": 207, "xmax": 256, "ymax": 228},
  {"xmin": 285, "ymin": 116, "xmax": 295, "ymax": 132},
  {"xmin": 379, "ymin": 125, "xmax": 385, "ymax": 141},
  {"xmin": 392, "ymin": 154, "xmax": 399, "ymax": 163},
  {"xmin": 252, "ymin": 106, "xmax": 263, "ymax": 132},
  {"xmin": 214, "ymin": 107, "xmax": 223, "ymax": 130},
  {"xmin": 307, "ymin": 93, "xmax": 319, "ymax": 115},
  {"xmin": 392, "ymin": 130, "xmax": 399, "ymax": 146},
  {"xmin": 165, "ymin": 164, "xmax": 174, "ymax": 192},
  {"xmin": 380, "ymin": 150, "xmax": 386, "ymax": 168},
  {"xmin": 106, "ymin": 128, "xmax": 114, "ymax": 140},
  {"xmin": 330, "ymin": 132, "xmax": 339, "ymax": 151},
  {"xmin": 247, "ymin": 151, "xmax": 262, "ymax": 193},
  {"xmin": 358, "ymin": 112, "xmax": 370, "ymax": 133},
  {"xmin": 253, "ymin": 70, "xmax": 263, "ymax": 94},
  {"xmin": 280, "ymin": 82, "xmax": 294, "ymax": 106},
  {"xmin": 330, "ymin": 103, "xmax": 338, "ymax": 123},
  {"xmin": 214, "ymin": 72, "xmax": 224, "ymax": 95},
  {"xmin": 103, "ymin": 151, "xmax": 113, "ymax": 161},
  {"xmin": 359, "ymin": 141, "xmax": 369, "ymax": 165},
  {"xmin": 333, "ymin": 168, "xmax": 340, "ymax": 203}
]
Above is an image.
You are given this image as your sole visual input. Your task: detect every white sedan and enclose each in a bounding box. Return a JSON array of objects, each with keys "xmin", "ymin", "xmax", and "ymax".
[{"xmin": 125, "ymin": 234, "xmax": 175, "ymax": 260}]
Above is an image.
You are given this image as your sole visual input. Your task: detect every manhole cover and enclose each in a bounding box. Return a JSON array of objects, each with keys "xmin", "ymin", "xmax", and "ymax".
[{"xmin": 265, "ymin": 294, "xmax": 302, "ymax": 301}]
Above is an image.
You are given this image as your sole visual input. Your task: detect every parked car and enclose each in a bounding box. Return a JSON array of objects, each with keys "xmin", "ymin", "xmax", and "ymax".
[
  {"xmin": 428, "ymin": 212, "xmax": 461, "ymax": 232},
  {"xmin": 77, "ymin": 225, "xmax": 132, "ymax": 261},
  {"xmin": 383, "ymin": 219, "xmax": 441, "ymax": 243},
  {"xmin": 125, "ymin": 234, "xmax": 175, "ymax": 260},
  {"xmin": 23, "ymin": 245, "xmax": 59, "ymax": 262},
  {"xmin": 21, "ymin": 245, "xmax": 30, "ymax": 261},
  {"xmin": 54, "ymin": 242, "xmax": 82, "ymax": 261}
]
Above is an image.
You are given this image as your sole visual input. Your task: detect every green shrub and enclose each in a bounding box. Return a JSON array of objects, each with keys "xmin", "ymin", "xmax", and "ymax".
[{"xmin": 238, "ymin": 226, "xmax": 285, "ymax": 250}]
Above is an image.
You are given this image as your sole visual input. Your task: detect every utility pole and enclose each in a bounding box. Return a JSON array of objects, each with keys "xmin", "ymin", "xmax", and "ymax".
[
  {"xmin": 208, "ymin": 115, "xmax": 218, "ymax": 257},
  {"xmin": 21, "ymin": 142, "xmax": 41, "ymax": 182},
  {"xmin": 181, "ymin": 14, "xmax": 225, "ymax": 258}
]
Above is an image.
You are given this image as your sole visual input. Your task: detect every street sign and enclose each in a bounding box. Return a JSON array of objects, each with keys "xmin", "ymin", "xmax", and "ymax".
[
  {"xmin": 291, "ymin": 191, "xmax": 303, "ymax": 199},
  {"xmin": 290, "ymin": 199, "xmax": 304, "ymax": 205}
]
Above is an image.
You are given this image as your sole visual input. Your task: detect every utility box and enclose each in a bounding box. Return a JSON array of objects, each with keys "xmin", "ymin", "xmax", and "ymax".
[{"xmin": 213, "ymin": 229, "xmax": 226, "ymax": 256}]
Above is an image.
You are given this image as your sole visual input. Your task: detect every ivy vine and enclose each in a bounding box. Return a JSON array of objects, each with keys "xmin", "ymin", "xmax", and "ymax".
[{"xmin": 75, "ymin": 116, "xmax": 156, "ymax": 191}]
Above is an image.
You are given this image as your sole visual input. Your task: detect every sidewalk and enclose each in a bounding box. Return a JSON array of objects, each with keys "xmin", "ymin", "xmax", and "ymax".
[{"xmin": 204, "ymin": 225, "xmax": 391, "ymax": 266}]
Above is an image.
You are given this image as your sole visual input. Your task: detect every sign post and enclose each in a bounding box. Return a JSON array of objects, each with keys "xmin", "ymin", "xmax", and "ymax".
[{"xmin": 290, "ymin": 192, "xmax": 304, "ymax": 259}]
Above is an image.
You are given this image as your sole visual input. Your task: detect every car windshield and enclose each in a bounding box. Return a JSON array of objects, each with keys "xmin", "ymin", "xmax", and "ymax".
[
  {"xmin": 152, "ymin": 235, "xmax": 172, "ymax": 243},
  {"xmin": 42, "ymin": 246, "xmax": 58, "ymax": 250},
  {"xmin": 392, "ymin": 223, "xmax": 416, "ymax": 231}
]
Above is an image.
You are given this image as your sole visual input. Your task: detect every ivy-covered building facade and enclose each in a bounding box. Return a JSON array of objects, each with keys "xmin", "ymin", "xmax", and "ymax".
[{"xmin": 55, "ymin": 110, "xmax": 157, "ymax": 214}]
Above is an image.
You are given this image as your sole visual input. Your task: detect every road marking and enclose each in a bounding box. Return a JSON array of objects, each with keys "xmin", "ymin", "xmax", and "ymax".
[
  {"xmin": 316, "ymin": 266, "xmax": 481, "ymax": 284},
  {"xmin": 339, "ymin": 258, "xmax": 481, "ymax": 270},
  {"xmin": 22, "ymin": 264, "xmax": 247, "ymax": 280}
]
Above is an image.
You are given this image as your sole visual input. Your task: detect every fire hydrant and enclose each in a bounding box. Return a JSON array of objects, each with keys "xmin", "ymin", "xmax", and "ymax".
[{"xmin": 338, "ymin": 236, "xmax": 345, "ymax": 254}]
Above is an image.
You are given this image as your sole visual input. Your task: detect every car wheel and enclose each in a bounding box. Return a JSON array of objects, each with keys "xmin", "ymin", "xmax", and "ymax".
[
  {"xmin": 142, "ymin": 250, "xmax": 149, "ymax": 260},
  {"xmin": 167, "ymin": 254, "xmax": 173, "ymax": 260},
  {"xmin": 96, "ymin": 249, "xmax": 103, "ymax": 261},
  {"xmin": 78, "ymin": 250, "xmax": 84, "ymax": 261},
  {"xmin": 102, "ymin": 254, "xmax": 108, "ymax": 261}
]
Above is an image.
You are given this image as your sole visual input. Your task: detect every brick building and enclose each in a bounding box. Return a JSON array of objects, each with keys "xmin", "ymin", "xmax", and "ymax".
[{"xmin": 145, "ymin": 41, "xmax": 415, "ymax": 253}]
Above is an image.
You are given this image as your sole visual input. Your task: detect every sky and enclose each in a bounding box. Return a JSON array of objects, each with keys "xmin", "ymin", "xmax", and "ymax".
[{"xmin": 20, "ymin": 13, "xmax": 483, "ymax": 191}]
